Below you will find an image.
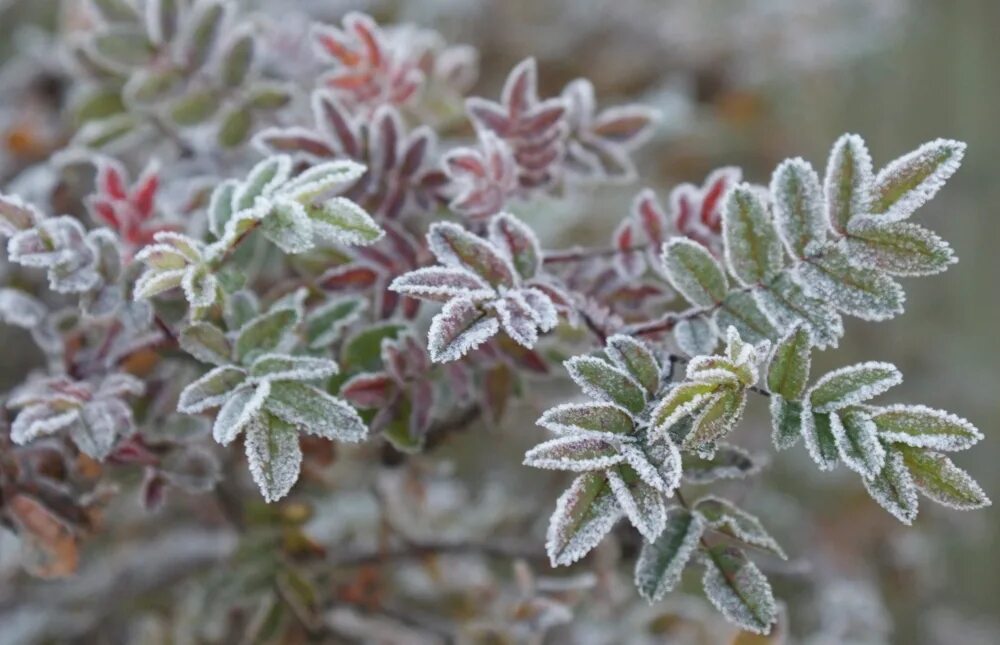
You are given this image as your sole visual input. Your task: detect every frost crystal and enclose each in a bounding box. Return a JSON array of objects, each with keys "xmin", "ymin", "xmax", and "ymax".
[
  {"xmin": 862, "ymin": 448, "xmax": 919, "ymax": 524},
  {"xmin": 634, "ymin": 507, "xmax": 704, "ymax": 602},
  {"xmin": 545, "ymin": 471, "xmax": 622, "ymax": 567},
  {"xmin": 808, "ymin": 361, "xmax": 902, "ymax": 413},
  {"xmin": 870, "ymin": 404, "xmax": 983, "ymax": 451},
  {"xmin": 701, "ymin": 546, "xmax": 777, "ymax": 635}
]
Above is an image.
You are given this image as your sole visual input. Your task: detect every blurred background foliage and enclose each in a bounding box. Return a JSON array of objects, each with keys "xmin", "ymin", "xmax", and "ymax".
[{"xmin": 0, "ymin": 0, "xmax": 996, "ymax": 643}]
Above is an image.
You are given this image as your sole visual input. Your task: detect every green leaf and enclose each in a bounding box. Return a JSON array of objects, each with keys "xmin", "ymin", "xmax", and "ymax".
[
  {"xmin": 722, "ymin": 184, "xmax": 783, "ymax": 285},
  {"xmin": 713, "ymin": 291, "xmax": 778, "ymax": 345},
  {"xmin": 234, "ymin": 308, "xmax": 299, "ymax": 364},
  {"xmin": 634, "ymin": 507, "xmax": 704, "ymax": 601},
  {"xmin": 305, "ymin": 296, "xmax": 366, "ymax": 349},
  {"xmin": 766, "ymin": 325, "xmax": 811, "ymax": 399},
  {"xmin": 306, "ymin": 198, "xmax": 383, "ymax": 246},
  {"xmin": 264, "ymin": 381, "xmax": 367, "ymax": 443},
  {"xmin": 244, "ymin": 413, "xmax": 302, "ymax": 503},
  {"xmin": 220, "ymin": 27, "xmax": 256, "ymax": 87},
  {"xmin": 769, "ymin": 396, "xmax": 802, "ymax": 451},
  {"xmin": 546, "ymin": 471, "xmax": 622, "ymax": 566},
  {"xmin": 771, "ymin": 157, "xmax": 826, "ymax": 257},
  {"xmin": 170, "ymin": 87, "xmax": 222, "ymax": 126},
  {"xmin": 177, "ymin": 366, "xmax": 247, "ymax": 413},
  {"xmin": 801, "ymin": 407, "xmax": 839, "ymax": 470},
  {"xmin": 73, "ymin": 87, "xmax": 126, "ymax": 124},
  {"xmin": 701, "ymin": 546, "xmax": 777, "ymax": 636},
  {"xmin": 537, "ymin": 403, "xmax": 636, "ymax": 437},
  {"xmin": 870, "ymin": 139, "xmax": 965, "ymax": 222},
  {"xmin": 124, "ymin": 68, "xmax": 181, "ymax": 105},
  {"xmin": 605, "ymin": 334, "xmax": 660, "ymax": 396},
  {"xmin": 863, "ymin": 447, "xmax": 918, "ymax": 524},
  {"xmin": 90, "ymin": 28, "xmax": 154, "ymax": 70},
  {"xmin": 796, "ymin": 248, "xmax": 904, "ymax": 321},
  {"xmin": 260, "ymin": 199, "xmax": 313, "ymax": 253},
  {"xmin": 565, "ymin": 356, "xmax": 647, "ymax": 415},
  {"xmin": 650, "ymin": 381, "xmax": 718, "ymax": 436},
  {"xmin": 179, "ymin": 321, "xmax": 231, "ymax": 365},
  {"xmin": 341, "ymin": 322, "xmax": 405, "ymax": 372},
  {"xmin": 695, "ymin": 496, "xmax": 786, "ymax": 559},
  {"xmin": 808, "ymin": 361, "xmax": 901, "ymax": 412},
  {"xmin": 682, "ymin": 443, "xmax": 758, "ymax": 483},
  {"xmin": 673, "ymin": 316, "xmax": 718, "ymax": 356},
  {"xmin": 682, "ymin": 388, "xmax": 746, "ymax": 450},
  {"xmin": 183, "ymin": 0, "xmax": 227, "ymax": 71},
  {"xmin": 249, "ymin": 354, "xmax": 338, "ymax": 382},
  {"xmin": 235, "ymin": 156, "xmax": 291, "ymax": 211},
  {"xmin": 661, "ymin": 238, "xmax": 729, "ymax": 307},
  {"xmin": 844, "ymin": 219, "xmax": 955, "ymax": 277},
  {"xmin": 753, "ymin": 273, "xmax": 843, "ymax": 350},
  {"xmin": 73, "ymin": 114, "xmax": 139, "ymax": 149},
  {"xmin": 870, "ymin": 404, "xmax": 983, "ymax": 451},
  {"xmin": 524, "ymin": 435, "xmax": 624, "ymax": 471},
  {"xmin": 246, "ymin": 84, "xmax": 292, "ymax": 110},
  {"xmin": 218, "ymin": 104, "xmax": 254, "ymax": 148},
  {"xmin": 898, "ymin": 446, "xmax": 991, "ymax": 511},
  {"xmin": 281, "ymin": 160, "xmax": 365, "ymax": 204},
  {"xmin": 824, "ymin": 134, "xmax": 873, "ymax": 234},
  {"xmin": 830, "ymin": 409, "xmax": 885, "ymax": 479},
  {"xmin": 89, "ymin": 0, "xmax": 139, "ymax": 22}
]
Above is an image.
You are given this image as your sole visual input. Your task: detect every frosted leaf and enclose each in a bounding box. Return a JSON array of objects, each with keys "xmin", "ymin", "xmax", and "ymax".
[
  {"xmin": 152, "ymin": 232, "xmax": 204, "ymax": 263},
  {"xmin": 179, "ymin": 322, "xmax": 231, "ymax": 366},
  {"xmin": 233, "ymin": 155, "xmax": 292, "ymax": 212},
  {"xmin": 427, "ymin": 297, "xmax": 499, "ymax": 363},
  {"xmin": 769, "ymin": 396, "xmax": 803, "ymax": 451},
  {"xmin": 830, "ymin": 409, "xmax": 885, "ymax": 478},
  {"xmin": 899, "ymin": 447, "xmax": 991, "ymax": 511},
  {"xmin": 650, "ymin": 382, "xmax": 717, "ymax": 437},
  {"xmin": 427, "ymin": 221, "xmax": 516, "ymax": 287},
  {"xmin": 181, "ymin": 265, "xmax": 218, "ymax": 309},
  {"xmin": 701, "ymin": 546, "xmax": 777, "ymax": 635},
  {"xmin": 605, "ymin": 334, "xmax": 660, "ymax": 396},
  {"xmin": 261, "ymin": 198, "xmax": 314, "ymax": 253},
  {"xmin": 96, "ymin": 373, "xmax": 145, "ymax": 399},
  {"xmin": 264, "ymin": 381, "xmax": 367, "ymax": 442},
  {"xmin": 133, "ymin": 243, "xmax": 189, "ymax": 270},
  {"xmin": 7, "ymin": 218, "xmax": 79, "ymax": 267},
  {"xmin": 488, "ymin": 212, "xmax": 542, "ymax": 279},
  {"xmin": 546, "ymin": 471, "xmax": 622, "ymax": 566},
  {"xmin": 682, "ymin": 388, "xmax": 746, "ymax": 450},
  {"xmin": 0, "ymin": 288, "xmax": 48, "ymax": 328},
  {"xmin": 73, "ymin": 398, "xmax": 132, "ymax": 460},
  {"xmin": 863, "ymin": 447, "xmax": 919, "ymax": 524},
  {"xmin": 607, "ymin": 466, "xmax": 667, "ymax": 541},
  {"xmin": 224, "ymin": 290, "xmax": 260, "ymax": 330},
  {"xmin": 824, "ymin": 134, "xmax": 873, "ymax": 233},
  {"xmin": 754, "ymin": 273, "xmax": 843, "ymax": 349},
  {"xmin": 618, "ymin": 442, "xmax": 678, "ymax": 493},
  {"xmin": 537, "ymin": 402, "xmax": 635, "ymax": 437},
  {"xmin": 134, "ymin": 267, "xmax": 186, "ymax": 300},
  {"xmin": 565, "ymin": 355, "xmax": 647, "ymax": 415},
  {"xmin": 871, "ymin": 404, "xmax": 983, "ymax": 451},
  {"xmin": 770, "ymin": 158, "xmax": 826, "ymax": 257},
  {"xmin": 695, "ymin": 496, "xmax": 786, "ymax": 559},
  {"xmin": 844, "ymin": 219, "xmax": 955, "ymax": 277},
  {"xmin": 234, "ymin": 307, "xmax": 299, "ymax": 364},
  {"xmin": 523, "ymin": 435, "xmax": 624, "ymax": 471},
  {"xmin": 208, "ymin": 179, "xmax": 238, "ymax": 237},
  {"xmin": 714, "ymin": 291, "xmax": 778, "ymax": 346},
  {"xmin": 661, "ymin": 238, "xmax": 728, "ymax": 307},
  {"xmin": 279, "ymin": 159, "xmax": 366, "ymax": 203},
  {"xmin": 340, "ymin": 372, "xmax": 396, "ymax": 409},
  {"xmin": 212, "ymin": 383, "xmax": 268, "ymax": 445},
  {"xmin": 723, "ymin": 184, "xmax": 783, "ymax": 285},
  {"xmin": 244, "ymin": 413, "xmax": 303, "ymax": 503},
  {"xmin": 521, "ymin": 287, "xmax": 558, "ymax": 332},
  {"xmin": 870, "ymin": 139, "xmax": 965, "ymax": 222},
  {"xmin": 682, "ymin": 443, "xmax": 759, "ymax": 483},
  {"xmin": 494, "ymin": 290, "xmax": 540, "ymax": 347},
  {"xmin": 796, "ymin": 249, "xmax": 904, "ymax": 321},
  {"xmin": 801, "ymin": 406, "xmax": 839, "ymax": 471},
  {"xmin": 305, "ymin": 296, "xmax": 365, "ymax": 349},
  {"xmin": 809, "ymin": 361, "xmax": 902, "ymax": 412},
  {"xmin": 674, "ymin": 317, "xmax": 718, "ymax": 356},
  {"xmin": 0, "ymin": 193, "xmax": 43, "ymax": 235},
  {"xmin": 389, "ymin": 267, "xmax": 495, "ymax": 303},
  {"xmin": 307, "ymin": 197, "xmax": 383, "ymax": 246},
  {"xmin": 635, "ymin": 507, "xmax": 704, "ymax": 602},
  {"xmin": 10, "ymin": 406, "xmax": 79, "ymax": 445},
  {"xmin": 249, "ymin": 353, "xmax": 338, "ymax": 383},
  {"xmin": 767, "ymin": 325, "xmax": 812, "ymax": 399},
  {"xmin": 177, "ymin": 366, "xmax": 248, "ymax": 414}
]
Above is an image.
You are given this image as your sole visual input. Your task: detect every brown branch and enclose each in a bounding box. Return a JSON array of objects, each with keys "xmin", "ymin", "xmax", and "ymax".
[
  {"xmin": 542, "ymin": 243, "xmax": 649, "ymax": 265},
  {"xmin": 327, "ymin": 539, "xmax": 545, "ymax": 569}
]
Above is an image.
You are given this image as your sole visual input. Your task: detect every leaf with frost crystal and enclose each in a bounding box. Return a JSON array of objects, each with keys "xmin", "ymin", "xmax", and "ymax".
[
  {"xmin": 661, "ymin": 238, "xmax": 729, "ymax": 307},
  {"xmin": 494, "ymin": 290, "xmax": 542, "ymax": 347},
  {"xmin": 650, "ymin": 382, "xmax": 718, "ymax": 436},
  {"xmin": 565, "ymin": 356, "xmax": 647, "ymax": 415},
  {"xmin": 695, "ymin": 496, "xmax": 786, "ymax": 559},
  {"xmin": 427, "ymin": 222, "xmax": 516, "ymax": 287},
  {"xmin": 488, "ymin": 212, "xmax": 541, "ymax": 280},
  {"xmin": 389, "ymin": 267, "xmax": 494, "ymax": 303},
  {"xmin": 824, "ymin": 134, "xmax": 873, "ymax": 233},
  {"xmin": 871, "ymin": 404, "xmax": 983, "ymax": 451},
  {"xmin": 801, "ymin": 406, "xmax": 839, "ymax": 470},
  {"xmin": 264, "ymin": 381, "xmax": 367, "ymax": 442},
  {"xmin": 898, "ymin": 446, "xmax": 991, "ymax": 510},
  {"xmin": 234, "ymin": 308, "xmax": 298, "ymax": 364},
  {"xmin": 674, "ymin": 316, "xmax": 718, "ymax": 356},
  {"xmin": 604, "ymin": 334, "xmax": 660, "ymax": 396},
  {"xmin": 213, "ymin": 383, "xmax": 269, "ymax": 445},
  {"xmin": 208, "ymin": 180, "xmax": 238, "ymax": 237},
  {"xmin": 279, "ymin": 160, "xmax": 365, "ymax": 203},
  {"xmin": 682, "ymin": 388, "xmax": 746, "ymax": 450},
  {"xmin": 10, "ymin": 407, "xmax": 79, "ymax": 445},
  {"xmin": 427, "ymin": 298, "xmax": 499, "ymax": 362},
  {"xmin": 830, "ymin": 409, "xmax": 885, "ymax": 478},
  {"xmin": 845, "ymin": 220, "xmax": 955, "ymax": 277},
  {"xmin": 261, "ymin": 199, "xmax": 314, "ymax": 253},
  {"xmin": 546, "ymin": 471, "xmax": 622, "ymax": 566},
  {"xmin": 870, "ymin": 139, "xmax": 965, "ymax": 222},
  {"xmin": 307, "ymin": 198, "xmax": 383, "ymax": 246},
  {"xmin": 249, "ymin": 354, "xmax": 338, "ymax": 383},
  {"xmin": 767, "ymin": 325, "xmax": 811, "ymax": 399},
  {"xmin": 635, "ymin": 507, "xmax": 704, "ymax": 602},
  {"xmin": 523, "ymin": 435, "xmax": 624, "ymax": 471},
  {"xmin": 244, "ymin": 413, "xmax": 302, "ymax": 503},
  {"xmin": 863, "ymin": 447, "xmax": 918, "ymax": 524},
  {"xmin": 682, "ymin": 443, "xmax": 758, "ymax": 483},
  {"xmin": 723, "ymin": 184, "xmax": 783, "ymax": 285},
  {"xmin": 537, "ymin": 403, "xmax": 635, "ymax": 437},
  {"xmin": 702, "ymin": 546, "xmax": 777, "ymax": 635},
  {"xmin": 714, "ymin": 291, "xmax": 778, "ymax": 345},
  {"xmin": 796, "ymin": 249, "xmax": 904, "ymax": 321},
  {"xmin": 74, "ymin": 399, "xmax": 132, "ymax": 460},
  {"xmin": 754, "ymin": 273, "xmax": 843, "ymax": 349},
  {"xmin": 809, "ymin": 362, "xmax": 901, "ymax": 412},
  {"xmin": 0, "ymin": 194, "xmax": 43, "ymax": 235},
  {"xmin": 771, "ymin": 158, "xmax": 826, "ymax": 257},
  {"xmin": 180, "ymin": 322, "xmax": 231, "ymax": 366},
  {"xmin": 305, "ymin": 296, "xmax": 365, "ymax": 349},
  {"xmin": 178, "ymin": 366, "xmax": 247, "ymax": 413},
  {"xmin": 607, "ymin": 466, "xmax": 667, "ymax": 541}
]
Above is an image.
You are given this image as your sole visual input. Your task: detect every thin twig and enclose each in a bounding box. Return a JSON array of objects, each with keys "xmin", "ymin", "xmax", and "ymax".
[{"xmin": 327, "ymin": 539, "xmax": 545, "ymax": 569}]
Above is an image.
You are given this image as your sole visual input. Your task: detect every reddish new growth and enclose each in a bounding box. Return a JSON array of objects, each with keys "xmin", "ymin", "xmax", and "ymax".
[{"xmin": 85, "ymin": 159, "xmax": 174, "ymax": 254}]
